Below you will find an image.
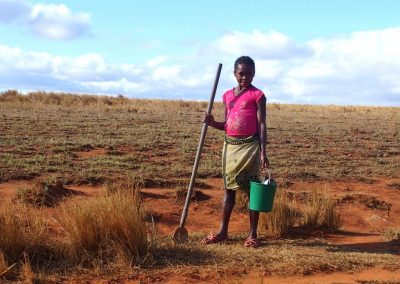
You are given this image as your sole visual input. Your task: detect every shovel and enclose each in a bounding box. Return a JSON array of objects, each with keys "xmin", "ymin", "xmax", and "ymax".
[{"xmin": 173, "ymin": 63, "xmax": 223, "ymax": 243}]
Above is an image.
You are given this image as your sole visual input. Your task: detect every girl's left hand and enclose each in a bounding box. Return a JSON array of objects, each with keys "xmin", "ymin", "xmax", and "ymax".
[{"xmin": 260, "ymin": 154, "xmax": 269, "ymax": 170}]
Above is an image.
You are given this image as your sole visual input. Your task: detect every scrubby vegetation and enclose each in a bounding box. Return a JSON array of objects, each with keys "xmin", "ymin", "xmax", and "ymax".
[
  {"xmin": 1, "ymin": 91, "xmax": 399, "ymax": 282},
  {"xmin": 0, "ymin": 187, "xmax": 147, "ymax": 281},
  {"xmin": 1, "ymin": 90, "xmax": 399, "ymax": 186},
  {"xmin": 382, "ymin": 227, "xmax": 400, "ymax": 243}
]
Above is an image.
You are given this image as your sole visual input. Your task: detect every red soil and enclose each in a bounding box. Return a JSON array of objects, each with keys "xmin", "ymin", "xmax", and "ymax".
[
  {"xmin": 1, "ymin": 177, "xmax": 400, "ymax": 283},
  {"xmin": 75, "ymin": 148, "xmax": 107, "ymax": 158}
]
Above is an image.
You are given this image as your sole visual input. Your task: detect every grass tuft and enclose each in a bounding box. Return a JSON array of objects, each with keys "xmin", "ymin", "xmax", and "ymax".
[
  {"xmin": 57, "ymin": 190, "xmax": 147, "ymax": 266},
  {"xmin": 259, "ymin": 191, "xmax": 297, "ymax": 237},
  {"xmin": 300, "ymin": 189, "xmax": 342, "ymax": 232},
  {"xmin": 381, "ymin": 227, "xmax": 400, "ymax": 244},
  {"xmin": 0, "ymin": 251, "xmax": 8, "ymax": 278},
  {"xmin": 0, "ymin": 203, "xmax": 49, "ymax": 265},
  {"xmin": 19, "ymin": 253, "xmax": 35, "ymax": 284},
  {"xmin": 386, "ymin": 182, "xmax": 400, "ymax": 190},
  {"xmin": 234, "ymin": 190, "xmax": 249, "ymax": 213},
  {"xmin": 260, "ymin": 189, "xmax": 342, "ymax": 236},
  {"xmin": 105, "ymin": 177, "xmax": 142, "ymax": 195}
]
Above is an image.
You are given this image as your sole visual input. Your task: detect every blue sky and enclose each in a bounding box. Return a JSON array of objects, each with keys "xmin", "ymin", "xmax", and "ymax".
[{"xmin": 1, "ymin": 0, "xmax": 400, "ymax": 105}]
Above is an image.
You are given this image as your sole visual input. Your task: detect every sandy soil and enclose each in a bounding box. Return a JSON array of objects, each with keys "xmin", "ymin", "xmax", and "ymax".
[{"xmin": 1, "ymin": 177, "xmax": 400, "ymax": 283}]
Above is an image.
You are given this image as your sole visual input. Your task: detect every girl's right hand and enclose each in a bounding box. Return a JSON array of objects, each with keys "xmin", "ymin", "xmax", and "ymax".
[{"xmin": 202, "ymin": 112, "xmax": 214, "ymax": 125}]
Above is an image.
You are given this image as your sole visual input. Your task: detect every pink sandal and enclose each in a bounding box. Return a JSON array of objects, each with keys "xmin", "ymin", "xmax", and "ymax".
[
  {"xmin": 244, "ymin": 237, "xmax": 260, "ymax": 248},
  {"xmin": 201, "ymin": 233, "xmax": 227, "ymax": 245}
]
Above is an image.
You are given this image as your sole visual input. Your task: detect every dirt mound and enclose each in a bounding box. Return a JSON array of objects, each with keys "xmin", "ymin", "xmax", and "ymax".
[
  {"xmin": 386, "ymin": 182, "xmax": 400, "ymax": 191},
  {"xmin": 338, "ymin": 193, "xmax": 391, "ymax": 212},
  {"xmin": 14, "ymin": 182, "xmax": 85, "ymax": 207},
  {"xmin": 75, "ymin": 144, "xmax": 95, "ymax": 152},
  {"xmin": 174, "ymin": 189, "xmax": 210, "ymax": 204}
]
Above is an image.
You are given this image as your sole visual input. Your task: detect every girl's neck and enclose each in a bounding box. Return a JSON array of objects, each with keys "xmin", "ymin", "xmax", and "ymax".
[{"xmin": 234, "ymin": 85, "xmax": 252, "ymax": 96}]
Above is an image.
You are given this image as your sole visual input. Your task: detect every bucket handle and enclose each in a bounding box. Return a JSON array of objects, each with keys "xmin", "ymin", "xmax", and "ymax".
[{"xmin": 262, "ymin": 169, "xmax": 272, "ymax": 184}]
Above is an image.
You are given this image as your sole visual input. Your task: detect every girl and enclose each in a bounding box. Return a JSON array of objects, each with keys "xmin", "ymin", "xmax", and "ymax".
[{"xmin": 201, "ymin": 56, "xmax": 269, "ymax": 248}]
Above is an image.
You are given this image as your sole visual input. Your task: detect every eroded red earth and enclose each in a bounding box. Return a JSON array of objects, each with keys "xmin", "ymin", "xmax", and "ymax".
[{"xmin": 1, "ymin": 177, "xmax": 400, "ymax": 283}]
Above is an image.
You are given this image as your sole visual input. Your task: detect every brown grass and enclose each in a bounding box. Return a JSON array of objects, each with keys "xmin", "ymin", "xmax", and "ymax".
[
  {"xmin": 0, "ymin": 203, "xmax": 49, "ymax": 265},
  {"xmin": 259, "ymin": 189, "xmax": 342, "ymax": 237},
  {"xmin": 1, "ymin": 187, "xmax": 147, "ymax": 280},
  {"xmin": 1, "ymin": 90, "xmax": 399, "ymax": 186},
  {"xmin": 149, "ymin": 235, "xmax": 399, "ymax": 279},
  {"xmin": 234, "ymin": 190, "xmax": 249, "ymax": 212},
  {"xmin": 300, "ymin": 189, "xmax": 342, "ymax": 232},
  {"xmin": 381, "ymin": 228, "xmax": 400, "ymax": 243},
  {"xmin": 0, "ymin": 251, "xmax": 8, "ymax": 277},
  {"xmin": 19, "ymin": 253, "xmax": 35, "ymax": 284},
  {"xmin": 57, "ymin": 190, "xmax": 147, "ymax": 265},
  {"xmin": 259, "ymin": 191, "xmax": 297, "ymax": 237},
  {"xmin": 386, "ymin": 182, "xmax": 400, "ymax": 190},
  {"xmin": 1, "ymin": 91, "xmax": 399, "ymax": 281},
  {"xmin": 105, "ymin": 177, "xmax": 143, "ymax": 194}
]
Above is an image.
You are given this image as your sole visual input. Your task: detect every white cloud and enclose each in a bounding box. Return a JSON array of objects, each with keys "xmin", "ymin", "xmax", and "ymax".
[
  {"xmin": 152, "ymin": 65, "xmax": 182, "ymax": 82},
  {"xmin": 1, "ymin": 28, "xmax": 400, "ymax": 105},
  {"xmin": 256, "ymin": 60, "xmax": 285, "ymax": 81},
  {"xmin": 29, "ymin": 4, "xmax": 90, "ymax": 40},
  {"xmin": 275, "ymin": 27, "xmax": 400, "ymax": 104},
  {"xmin": 146, "ymin": 56, "xmax": 169, "ymax": 68},
  {"xmin": 0, "ymin": 1, "xmax": 91, "ymax": 40},
  {"xmin": 209, "ymin": 28, "xmax": 400, "ymax": 105},
  {"xmin": 83, "ymin": 79, "xmax": 141, "ymax": 93},
  {"xmin": 0, "ymin": 44, "xmax": 52, "ymax": 73},
  {"xmin": 53, "ymin": 53, "xmax": 107, "ymax": 80},
  {"xmin": 286, "ymin": 62, "xmax": 335, "ymax": 80},
  {"xmin": 216, "ymin": 29, "xmax": 313, "ymax": 59}
]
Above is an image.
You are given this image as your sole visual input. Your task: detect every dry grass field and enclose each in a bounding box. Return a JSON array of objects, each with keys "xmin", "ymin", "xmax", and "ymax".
[{"xmin": 1, "ymin": 90, "xmax": 400, "ymax": 283}]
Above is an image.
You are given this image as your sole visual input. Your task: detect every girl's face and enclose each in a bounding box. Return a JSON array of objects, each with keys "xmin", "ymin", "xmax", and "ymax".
[{"xmin": 234, "ymin": 63, "xmax": 255, "ymax": 89}]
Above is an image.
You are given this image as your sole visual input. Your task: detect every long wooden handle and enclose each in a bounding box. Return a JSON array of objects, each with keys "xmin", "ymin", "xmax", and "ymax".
[{"xmin": 179, "ymin": 63, "xmax": 223, "ymax": 228}]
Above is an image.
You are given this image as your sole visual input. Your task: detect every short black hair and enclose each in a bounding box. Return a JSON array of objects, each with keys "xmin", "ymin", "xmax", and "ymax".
[{"xmin": 234, "ymin": 56, "xmax": 255, "ymax": 73}]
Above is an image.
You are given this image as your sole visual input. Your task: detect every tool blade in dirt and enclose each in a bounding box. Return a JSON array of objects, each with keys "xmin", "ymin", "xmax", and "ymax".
[{"xmin": 173, "ymin": 226, "xmax": 189, "ymax": 244}]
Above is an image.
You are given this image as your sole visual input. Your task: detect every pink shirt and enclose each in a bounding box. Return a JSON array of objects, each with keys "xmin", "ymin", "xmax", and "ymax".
[{"xmin": 223, "ymin": 86, "xmax": 265, "ymax": 137}]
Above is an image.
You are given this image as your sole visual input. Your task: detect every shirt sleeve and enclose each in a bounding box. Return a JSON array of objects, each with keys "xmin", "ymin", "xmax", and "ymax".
[{"xmin": 254, "ymin": 90, "xmax": 265, "ymax": 102}]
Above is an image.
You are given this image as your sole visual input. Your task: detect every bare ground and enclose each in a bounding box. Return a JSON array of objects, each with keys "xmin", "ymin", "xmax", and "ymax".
[{"xmin": 1, "ymin": 177, "xmax": 400, "ymax": 283}]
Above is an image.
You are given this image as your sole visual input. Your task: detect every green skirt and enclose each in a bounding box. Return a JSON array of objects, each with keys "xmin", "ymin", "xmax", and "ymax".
[{"xmin": 222, "ymin": 135, "xmax": 260, "ymax": 191}]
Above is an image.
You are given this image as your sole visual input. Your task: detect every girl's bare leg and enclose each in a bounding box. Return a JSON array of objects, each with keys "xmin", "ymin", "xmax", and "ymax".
[
  {"xmin": 245, "ymin": 189, "xmax": 259, "ymax": 239},
  {"xmin": 248, "ymin": 209, "xmax": 259, "ymax": 239},
  {"xmin": 216, "ymin": 189, "xmax": 236, "ymax": 238}
]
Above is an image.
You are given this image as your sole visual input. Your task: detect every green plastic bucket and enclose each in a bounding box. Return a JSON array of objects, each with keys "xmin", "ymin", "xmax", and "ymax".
[{"xmin": 249, "ymin": 177, "xmax": 277, "ymax": 212}]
